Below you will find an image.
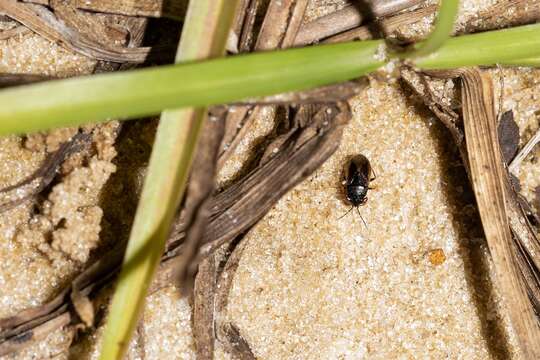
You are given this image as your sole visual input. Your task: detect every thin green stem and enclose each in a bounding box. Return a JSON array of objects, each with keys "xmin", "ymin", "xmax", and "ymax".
[
  {"xmin": 415, "ymin": 23, "xmax": 540, "ymax": 69},
  {"xmin": 0, "ymin": 41, "xmax": 383, "ymax": 134},
  {"xmin": 98, "ymin": 1, "xmax": 239, "ymax": 359},
  {"xmin": 401, "ymin": 0, "xmax": 460, "ymax": 59},
  {"xmin": 1, "ymin": 24, "xmax": 540, "ymax": 135}
]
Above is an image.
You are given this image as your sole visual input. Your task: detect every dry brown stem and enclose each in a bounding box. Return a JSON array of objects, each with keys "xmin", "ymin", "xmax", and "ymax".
[
  {"xmin": 402, "ymin": 67, "xmax": 540, "ymax": 360},
  {"xmin": 294, "ymin": 0, "xmax": 426, "ymax": 45},
  {"xmin": 71, "ymin": 0, "xmax": 187, "ymax": 19},
  {"xmin": 460, "ymin": 68, "xmax": 540, "ymax": 359}
]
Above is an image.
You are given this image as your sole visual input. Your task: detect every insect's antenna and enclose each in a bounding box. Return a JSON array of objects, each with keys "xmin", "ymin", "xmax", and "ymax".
[
  {"xmin": 356, "ymin": 207, "xmax": 368, "ymax": 228},
  {"xmin": 338, "ymin": 206, "xmax": 354, "ymax": 220}
]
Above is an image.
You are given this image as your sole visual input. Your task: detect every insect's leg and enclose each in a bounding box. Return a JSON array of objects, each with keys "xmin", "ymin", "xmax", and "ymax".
[
  {"xmin": 356, "ymin": 207, "xmax": 368, "ymax": 228},
  {"xmin": 338, "ymin": 206, "xmax": 354, "ymax": 220},
  {"xmin": 370, "ymin": 165, "xmax": 377, "ymax": 182}
]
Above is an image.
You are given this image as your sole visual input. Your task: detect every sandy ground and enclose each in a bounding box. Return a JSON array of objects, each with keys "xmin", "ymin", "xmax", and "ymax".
[{"xmin": 1, "ymin": 1, "xmax": 540, "ymax": 359}]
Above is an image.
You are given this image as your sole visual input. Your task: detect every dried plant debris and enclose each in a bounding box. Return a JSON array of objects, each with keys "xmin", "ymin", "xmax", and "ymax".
[
  {"xmin": 498, "ymin": 110, "xmax": 520, "ymax": 165},
  {"xmin": 174, "ymin": 112, "xmax": 226, "ymax": 291},
  {"xmin": 0, "ymin": 0, "xmax": 174, "ymax": 63},
  {"xmin": 217, "ymin": 0, "xmax": 309, "ymax": 177},
  {"xmin": 509, "ymin": 123, "xmax": 540, "ymax": 173},
  {"xmin": 294, "ymin": 0, "xmax": 426, "ymax": 45},
  {"xmin": 192, "ymin": 256, "xmax": 218, "ymax": 360},
  {"xmin": 400, "ymin": 68, "xmax": 463, "ymax": 147},
  {"xmin": 230, "ymin": 0, "xmax": 261, "ymax": 53},
  {"xmin": 459, "ymin": 68, "xmax": 540, "ymax": 358},
  {"xmin": 50, "ymin": 0, "xmax": 129, "ymax": 47},
  {"xmin": 468, "ymin": 0, "xmax": 540, "ymax": 32},
  {"xmin": 71, "ymin": 0, "xmax": 188, "ymax": 19},
  {"xmin": 0, "ymin": 132, "xmax": 91, "ymax": 213},
  {"xmin": 219, "ymin": 323, "xmax": 256, "ymax": 360},
  {"xmin": 0, "ymin": 73, "xmax": 52, "ymax": 88},
  {"xmin": 213, "ymin": 239, "xmax": 254, "ymax": 360},
  {"xmin": 185, "ymin": 4, "xmax": 335, "ymax": 356},
  {"xmin": 323, "ymin": 4, "xmax": 437, "ymax": 44},
  {"xmin": 0, "ymin": 100, "xmax": 351, "ymax": 356},
  {"xmin": 255, "ymin": 0, "xmax": 309, "ymax": 50},
  {"xmin": 189, "ymin": 103, "xmax": 350, "ymax": 358},
  {"xmin": 298, "ymin": 0, "xmax": 540, "ymax": 46},
  {"xmin": 534, "ymin": 186, "xmax": 540, "ymax": 217},
  {"xmin": 402, "ymin": 67, "xmax": 540, "ymax": 359},
  {"xmin": 0, "ymin": 25, "xmax": 30, "ymax": 40},
  {"xmin": 236, "ymin": 79, "xmax": 368, "ymax": 106}
]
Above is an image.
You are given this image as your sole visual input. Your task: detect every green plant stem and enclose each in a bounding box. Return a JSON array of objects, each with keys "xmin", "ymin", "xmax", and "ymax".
[
  {"xmin": 416, "ymin": 23, "xmax": 540, "ymax": 69},
  {"xmin": 401, "ymin": 0, "xmax": 459, "ymax": 59},
  {"xmin": 1, "ymin": 23, "xmax": 540, "ymax": 135},
  {"xmin": 502, "ymin": 57, "xmax": 540, "ymax": 67},
  {"xmin": 98, "ymin": 1, "xmax": 239, "ymax": 359}
]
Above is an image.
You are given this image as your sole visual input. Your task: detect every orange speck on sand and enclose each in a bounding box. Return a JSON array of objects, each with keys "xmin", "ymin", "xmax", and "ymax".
[{"xmin": 428, "ymin": 248, "xmax": 446, "ymax": 266}]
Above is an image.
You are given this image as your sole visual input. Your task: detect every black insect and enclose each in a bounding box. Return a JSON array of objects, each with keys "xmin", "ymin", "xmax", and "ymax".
[{"xmin": 339, "ymin": 154, "xmax": 376, "ymax": 226}]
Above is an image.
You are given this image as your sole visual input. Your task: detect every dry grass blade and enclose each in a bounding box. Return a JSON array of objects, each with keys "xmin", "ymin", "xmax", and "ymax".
[
  {"xmin": 460, "ymin": 67, "xmax": 540, "ymax": 359},
  {"xmin": 214, "ymin": 240, "xmax": 254, "ymax": 359},
  {"xmin": 474, "ymin": 0, "xmax": 540, "ymax": 29},
  {"xmin": 219, "ymin": 323, "xmax": 256, "ymax": 360},
  {"xmin": 193, "ymin": 257, "xmax": 217, "ymax": 360},
  {"xmin": 50, "ymin": 0, "xmax": 129, "ymax": 47},
  {"xmin": 256, "ymin": 0, "xmax": 308, "ymax": 50},
  {"xmin": 0, "ymin": 314, "xmax": 70, "ymax": 357},
  {"xmin": 172, "ymin": 113, "xmax": 225, "ymax": 360},
  {"xmin": 293, "ymin": 0, "xmax": 425, "ymax": 45},
  {"xmin": 0, "ymin": 0, "xmax": 169, "ymax": 63},
  {"xmin": 0, "ymin": 132, "xmax": 91, "ymax": 213},
  {"xmin": 403, "ymin": 67, "xmax": 540, "ymax": 322},
  {"xmin": 321, "ymin": 0, "xmax": 540, "ymax": 45},
  {"xmin": 174, "ymin": 112, "xmax": 225, "ymax": 289},
  {"xmin": 237, "ymin": 0, "xmax": 261, "ymax": 53},
  {"xmin": 324, "ymin": 4, "xmax": 437, "ymax": 44},
  {"xmin": 71, "ymin": 0, "xmax": 187, "ymax": 19},
  {"xmin": 0, "ymin": 25, "xmax": 30, "ymax": 40}
]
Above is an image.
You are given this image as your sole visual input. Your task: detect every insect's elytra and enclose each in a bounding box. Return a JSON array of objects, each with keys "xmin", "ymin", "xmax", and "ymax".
[{"xmin": 340, "ymin": 154, "xmax": 376, "ymax": 226}]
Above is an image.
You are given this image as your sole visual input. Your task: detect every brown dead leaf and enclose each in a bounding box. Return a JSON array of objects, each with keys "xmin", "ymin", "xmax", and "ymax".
[{"xmin": 498, "ymin": 110, "xmax": 520, "ymax": 164}]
